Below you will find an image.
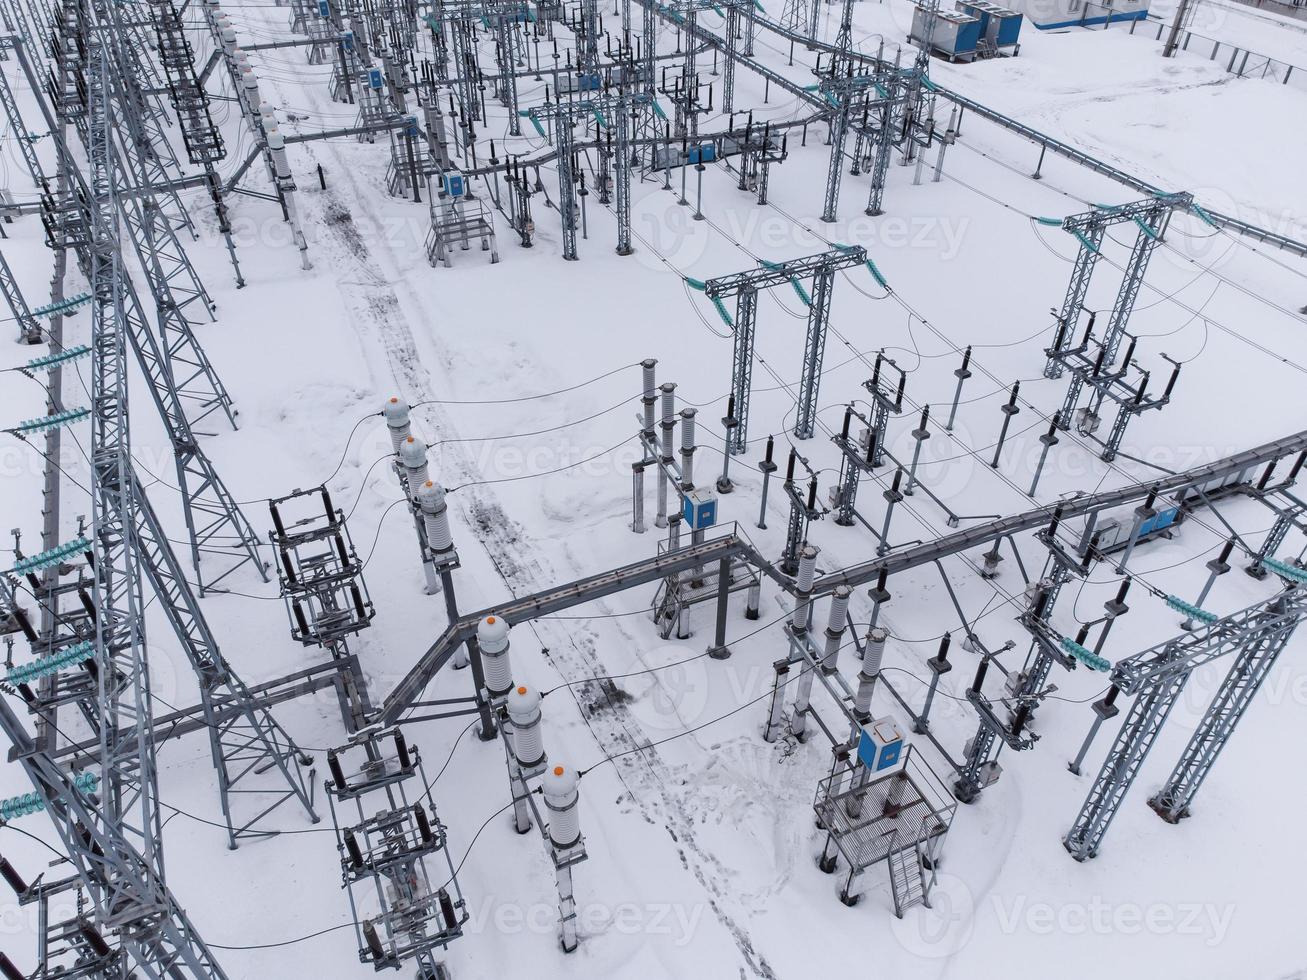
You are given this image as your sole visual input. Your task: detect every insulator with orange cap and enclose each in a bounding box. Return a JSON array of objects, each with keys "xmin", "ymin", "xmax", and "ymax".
[
  {"xmin": 542, "ymin": 763, "xmax": 581, "ymax": 850},
  {"xmin": 398, "ymin": 434, "xmax": 430, "ymax": 488},
  {"xmin": 383, "ymin": 396, "xmax": 412, "ymax": 452},
  {"xmin": 507, "ymin": 684, "xmax": 546, "ymax": 772},
  {"xmin": 416, "ymin": 480, "xmax": 453, "ymax": 553},
  {"xmin": 477, "ymin": 614, "xmax": 513, "ymax": 698}
]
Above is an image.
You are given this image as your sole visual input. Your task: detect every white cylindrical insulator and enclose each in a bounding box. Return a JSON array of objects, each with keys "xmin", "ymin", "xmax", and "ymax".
[
  {"xmin": 478, "ymin": 615, "xmax": 513, "ymax": 697},
  {"xmin": 641, "ymin": 358, "xmax": 657, "ymax": 431},
  {"xmin": 823, "ymin": 585, "xmax": 852, "ymax": 669},
  {"xmin": 507, "ymin": 685, "xmax": 546, "ymax": 770},
  {"xmin": 862, "ymin": 627, "xmax": 887, "ymax": 677},
  {"xmin": 268, "ymin": 141, "xmax": 292, "ymax": 181},
  {"xmin": 398, "ymin": 435, "xmax": 430, "ymax": 488},
  {"xmin": 383, "ymin": 396, "xmax": 411, "ymax": 451},
  {"xmin": 417, "ymin": 481, "xmax": 453, "ymax": 553},
  {"xmin": 220, "ymin": 27, "xmax": 237, "ymax": 47},
  {"xmin": 680, "ymin": 408, "xmax": 696, "ymax": 486},
  {"xmin": 792, "ymin": 545, "xmax": 819, "ymax": 627},
  {"xmin": 826, "ymin": 585, "xmax": 851, "ymax": 634},
  {"xmin": 796, "ymin": 546, "xmax": 818, "ymax": 592},
  {"xmin": 542, "ymin": 764, "xmax": 581, "ymax": 849}
]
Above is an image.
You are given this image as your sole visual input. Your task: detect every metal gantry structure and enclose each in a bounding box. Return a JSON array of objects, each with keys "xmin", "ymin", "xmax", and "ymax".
[
  {"xmin": 701, "ymin": 246, "xmax": 867, "ymax": 447},
  {"xmin": 1064, "ymin": 584, "xmax": 1307, "ymax": 860},
  {"xmin": 0, "ymin": 0, "xmax": 1305, "ymax": 964},
  {"xmin": 528, "ymin": 84, "xmax": 652, "ymax": 260},
  {"xmin": 1043, "ymin": 193, "xmax": 1193, "ymax": 382}
]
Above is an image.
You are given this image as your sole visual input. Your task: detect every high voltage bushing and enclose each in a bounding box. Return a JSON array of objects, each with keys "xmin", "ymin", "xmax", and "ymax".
[
  {"xmin": 543, "ymin": 764, "xmax": 585, "ymax": 952},
  {"xmin": 1180, "ymin": 538, "xmax": 1234, "ymax": 629},
  {"xmin": 1028, "ymin": 413, "xmax": 1060, "ymax": 498},
  {"xmin": 489, "ymin": 672, "xmax": 587, "ymax": 952},
  {"xmin": 544, "ymin": 764, "xmax": 582, "ymax": 849},
  {"xmin": 1068, "ymin": 684, "xmax": 1120, "ymax": 776},
  {"xmin": 479, "ymin": 615, "xmax": 514, "ymax": 698},
  {"xmin": 913, "ymin": 632, "xmax": 952, "ymax": 734},
  {"xmin": 656, "ymin": 381, "xmax": 677, "ymax": 529},
  {"xmin": 1094, "ymin": 577, "xmax": 1132, "ymax": 655},
  {"xmin": 903, "ymin": 404, "xmax": 931, "ymax": 496},
  {"xmin": 763, "ymin": 544, "xmax": 815, "ymax": 742},
  {"xmin": 385, "ymin": 397, "xmax": 412, "ymax": 450},
  {"xmin": 505, "ymin": 683, "xmax": 547, "ymax": 833},
  {"xmin": 632, "ymin": 358, "xmax": 657, "ymax": 533},
  {"xmin": 876, "ymin": 468, "xmax": 905, "ymax": 557},
  {"xmin": 266, "ymin": 130, "xmax": 313, "ymax": 270},
  {"xmin": 821, "ymin": 585, "xmax": 852, "ymax": 671},
  {"xmin": 868, "ymin": 567, "xmax": 890, "ymax": 628},
  {"xmin": 717, "ymin": 394, "xmax": 739, "ymax": 494},
  {"xmin": 755, "ymin": 434, "xmax": 778, "ymax": 529},
  {"xmin": 853, "ymin": 626, "xmax": 886, "ymax": 724},
  {"xmin": 680, "ymin": 406, "xmax": 698, "ymax": 495},
  {"xmin": 507, "ymin": 685, "xmax": 547, "ymax": 773},
  {"xmin": 990, "ymin": 381, "xmax": 1021, "ymax": 469},
  {"xmin": 785, "ymin": 544, "xmax": 820, "ymax": 741},
  {"xmin": 400, "ymin": 434, "xmax": 432, "ymax": 487},
  {"xmin": 418, "ymin": 482, "xmax": 457, "ymax": 564}
]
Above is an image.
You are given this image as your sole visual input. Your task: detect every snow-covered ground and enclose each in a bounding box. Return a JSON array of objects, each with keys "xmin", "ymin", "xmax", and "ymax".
[{"xmin": 1, "ymin": 2, "xmax": 1306, "ymax": 979}]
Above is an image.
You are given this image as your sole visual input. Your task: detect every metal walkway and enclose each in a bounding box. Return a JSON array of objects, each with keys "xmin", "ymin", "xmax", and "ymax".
[{"xmin": 378, "ymin": 430, "xmax": 1307, "ymax": 724}]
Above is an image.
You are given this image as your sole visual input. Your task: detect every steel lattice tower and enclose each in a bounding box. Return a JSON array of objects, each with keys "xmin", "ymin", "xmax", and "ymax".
[
  {"xmin": 8, "ymin": 28, "xmax": 268, "ymax": 595},
  {"xmin": 1064, "ymin": 588, "xmax": 1305, "ymax": 859},
  {"xmin": 0, "ymin": 695, "xmax": 232, "ymax": 978}
]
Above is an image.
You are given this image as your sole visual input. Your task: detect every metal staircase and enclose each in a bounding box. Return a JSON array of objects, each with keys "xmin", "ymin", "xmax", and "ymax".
[{"xmin": 887, "ymin": 838, "xmax": 932, "ymax": 918}]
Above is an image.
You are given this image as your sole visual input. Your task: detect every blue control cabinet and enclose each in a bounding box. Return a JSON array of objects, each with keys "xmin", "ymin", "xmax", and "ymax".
[
  {"xmin": 857, "ymin": 717, "xmax": 905, "ymax": 772},
  {"xmin": 682, "ymin": 489, "xmax": 718, "ymax": 531}
]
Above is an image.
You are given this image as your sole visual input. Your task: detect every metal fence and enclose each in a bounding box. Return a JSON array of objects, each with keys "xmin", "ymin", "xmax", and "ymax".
[
  {"xmin": 1078, "ymin": 2, "xmax": 1307, "ymax": 90},
  {"xmin": 1228, "ymin": 0, "xmax": 1307, "ymax": 23}
]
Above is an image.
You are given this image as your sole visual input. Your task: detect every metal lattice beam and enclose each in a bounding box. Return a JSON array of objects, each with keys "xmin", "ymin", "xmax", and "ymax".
[{"xmin": 1149, "ymin": 595, "xmax": 1303, "ymax": 822}]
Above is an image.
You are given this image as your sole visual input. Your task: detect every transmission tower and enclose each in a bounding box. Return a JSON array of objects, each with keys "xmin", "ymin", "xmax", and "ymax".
[
  {"xmin": 7, "ymin": 35, "xmax": 268, "ymax": 595},
  {"xmin": 0, "ymin": 695, "xmax": 232, "ymax": 978}
]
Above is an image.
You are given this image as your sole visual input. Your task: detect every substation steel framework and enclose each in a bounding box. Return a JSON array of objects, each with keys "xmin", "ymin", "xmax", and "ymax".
[
  {"xmin": 4, "ymin": 35, "xmax": 268, "ymax": 596},
  {"xmin": 4, "ymin": 40, "xmax": 237, "ymax": 977},
  {"xmin": 1044, "ymin": 192, "xmax": 1193, "ymax": 383},
  {"xmin": 529, "ymin": 86, "xmax": 653, "ymax": 259},
  {"xmin": 380, "ymin": 431, "xmax": 1307, "ymax": 724},
  {"xmin": 1063, "ymin": 586, "xmax": 1307, "ymax": 860},
  {"xmin": 703, "ymin": 245, "xmax": 867, "ymax": 448}
]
